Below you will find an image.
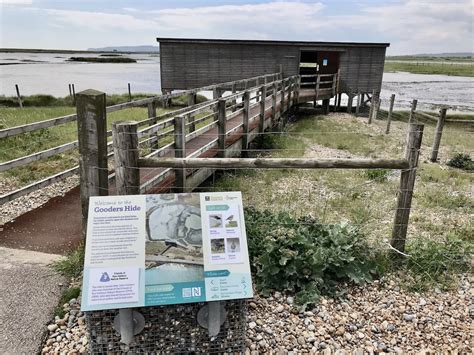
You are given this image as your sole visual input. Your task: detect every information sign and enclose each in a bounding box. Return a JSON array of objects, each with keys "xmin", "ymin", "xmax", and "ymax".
[{"xmin": 81, "ymin": 192, "xmax": 253, "ymax": 311}]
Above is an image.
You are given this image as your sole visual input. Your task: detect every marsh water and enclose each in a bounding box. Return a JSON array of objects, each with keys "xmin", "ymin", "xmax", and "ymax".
[{"xmin": 1, "ymin": 52, "xmax": 473, "ymax": 113}]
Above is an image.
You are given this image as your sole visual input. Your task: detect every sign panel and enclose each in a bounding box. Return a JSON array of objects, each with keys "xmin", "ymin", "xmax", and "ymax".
[{"xmin": 81, "ymin": 192, "xmax": 253, "ymax": 311}]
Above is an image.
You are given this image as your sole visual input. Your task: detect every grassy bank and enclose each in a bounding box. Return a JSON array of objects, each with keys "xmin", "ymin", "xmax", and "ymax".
[
  {"xmin": 0, "ymin": 93, "xmax": 210, "ymax": 187},
  {"xmin": 384, "ymin": 61, "xmax": 474, "ymax": 76}
]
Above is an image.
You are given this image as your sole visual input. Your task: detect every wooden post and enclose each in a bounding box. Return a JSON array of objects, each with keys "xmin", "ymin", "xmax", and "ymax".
[
  {"xmin": 390, "ymin": 123, "xmax": 424, "ymax": 254},
  {"xmin": 368, "ymin": 90, "xmax": 375, "ymax": 124},
  {"xmin": 332, "ymin": 73, "xmax": 337, "ymax": 96},
  {"xmin": 280, "ymin": 79, "xmax": 285, "ymax": 121},
  {"xmin": 147, "ymin": 101, "xmax": 158, "ymax": 149},
  {"xmin": 314, "ymin": 75, "xmax": 320, "ymax": 108},
  {"xmin": 430, "ymin": 108, "xmax": 447, "ymax": 162},
  {"xmin": 271, "ymin": 81, "xmax": 277, "ymax": 127},
  {"xmin": 15, "ymin": 84, "xmax": 23, "ymax": 108},
  {"xmin": 68, "ymin": 84, "xmax": 73, "ymax": 100},
  {"xmin": 242, "ymin": 90, "xmax": 250, "ymax": 158},
  {"xmin": 347, "ymin": 93, "xmax": 353, "ymax": 113},
  {"xmin": 187, "ymin": 93, "xmax": 196, "ymax": 133},
  {"xmin": 294, "ymin": 76, "xmax": 300, "ymax": 108},
  {"xmin": 76, "ymin": 89, "xmax": 108, "ymax": 238},
  {"xmin": 259, "ymin": 85, "xmax": 267, "ymax": 145},
  {"xmin": 386, "ymin": 94, "xmax": 395, "ymax": 134},
  {"xmin": 231, "ymin": 83, "xmax": 237, "ymax": 112},
  {"xmin": 372, "ymin": 92, "xmax": 380, "ymax": 120},
  {"xmin": 322, "ymin": 99, "xmax": 330, "ymax": 115},
  {"xmin": 128, "ymin": 83, "xmax": 132, "ymax": 102},
  {"xmin": 112, "ymin": 121, "xmax": 140, "ymax": 195},
  {"xmin": 213, "ymin": 88, "xmax": 221, "ymax": 117},
  {"xmin": 217, "ymin": 99, "xmax": 227, "ymax": 158},
  {"xmin": 408, "ymin": 99, "xmax": 418, "ymax": 124},
  {"xmin": 336, "ymin": 93, "xmax": 342, "ymax": 111},
  {"xmin": 355, "ymin": 93, "xmax": 361, "ymax": 117},
  {"xmin": 174, "ymin": 115, "xmax": 186, "ymax": 191},
  {"xmin": 72, "ymin": 84, "xmax": 76, "ymax": 105}
]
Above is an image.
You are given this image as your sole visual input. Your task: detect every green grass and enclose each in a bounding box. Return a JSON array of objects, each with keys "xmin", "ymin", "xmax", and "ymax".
[
  {"xmin": 54, "ymin": 287, "xmax": 81, "ymax": 318},
  {"xmin": 384, "ymin": 61, "xmax": 474, "ymax": 77}
]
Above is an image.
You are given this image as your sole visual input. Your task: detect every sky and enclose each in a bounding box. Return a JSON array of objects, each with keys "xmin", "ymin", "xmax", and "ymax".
[{"xmin": 0, "ymin": 0, "xmax": 472, "ymax": 55}]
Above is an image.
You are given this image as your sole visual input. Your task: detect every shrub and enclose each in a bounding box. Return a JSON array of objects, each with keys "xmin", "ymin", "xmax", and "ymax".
[
  {"xmin": 51, "ymin": 246, "xmax": 85, "ymax": 279},
  {"xmin": 447, "ymin": 153, "xmax": 474, "ymax": 171},
  {"xmin": 244, "ymin": 207, "xmax": 384, "ymax": 308}
]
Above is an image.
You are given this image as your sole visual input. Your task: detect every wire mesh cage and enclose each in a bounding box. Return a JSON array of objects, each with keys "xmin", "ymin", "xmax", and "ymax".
[{"xmin": 86, "ymin": 300, "xmax": 247, "ymax": 354}]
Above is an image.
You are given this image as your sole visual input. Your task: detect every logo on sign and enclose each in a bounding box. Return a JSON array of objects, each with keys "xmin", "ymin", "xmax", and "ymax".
[{"xmin": 100, "ymin": 272, "xmax": 110, "ymax": 282}]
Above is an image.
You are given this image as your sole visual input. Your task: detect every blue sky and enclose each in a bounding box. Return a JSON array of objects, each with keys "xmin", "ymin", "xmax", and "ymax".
[{"xmin": 0, "ymin": 0, "xmax": 472, "ymax": 55}]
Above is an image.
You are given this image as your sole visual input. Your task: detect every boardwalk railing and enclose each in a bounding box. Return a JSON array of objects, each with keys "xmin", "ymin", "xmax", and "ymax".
[{"xmin": 0, "ymin": 73, "xmax": 287, "ymax": 206}]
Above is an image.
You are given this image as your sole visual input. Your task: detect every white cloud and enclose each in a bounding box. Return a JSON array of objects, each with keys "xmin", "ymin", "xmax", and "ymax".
[
  {"xmin": 45, "ymin": 9, "xmax": 158, "ymax": 31},
  {"xmin": 0, "ymin": 0, "xmax": 32, "ymax": 5}
]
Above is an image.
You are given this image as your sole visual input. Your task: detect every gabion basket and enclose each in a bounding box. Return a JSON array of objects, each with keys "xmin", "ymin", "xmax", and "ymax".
[{"xmin": 86, "ymin": 300, "xmax": 247, "ymax": 354}]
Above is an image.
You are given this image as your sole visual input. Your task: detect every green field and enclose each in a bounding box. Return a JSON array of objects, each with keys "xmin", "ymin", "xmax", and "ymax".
[{"xmin": 384, "ymin": 61, "xmax": 474, "ymax": 77}]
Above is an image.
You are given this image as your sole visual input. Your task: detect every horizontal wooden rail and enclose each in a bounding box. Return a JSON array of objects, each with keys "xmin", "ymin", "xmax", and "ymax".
[
  {"xmin": 138, "ymin": 157, "xmax": 409, "ymax": 170},
  {"xmin": 0, "ymin": 114, "xmax": 77, "ymax": 138},
  {"xmin": 0, "ymin": 141, "xmax": 78, "ymax": 172}
]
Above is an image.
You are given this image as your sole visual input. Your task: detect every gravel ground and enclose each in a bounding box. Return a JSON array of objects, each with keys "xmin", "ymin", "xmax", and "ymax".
[
  {"xmin": 41, "ymin": 275, "xmax": 472, "ymax": 354},
  {"xmin": 0, "ymin": 175, "xmax": 79, "ymax": 225}
]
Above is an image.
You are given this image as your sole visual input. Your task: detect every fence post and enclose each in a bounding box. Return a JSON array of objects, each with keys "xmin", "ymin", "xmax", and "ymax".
[
  {"xmin": 259, "ymin": 85, "xmax": 267, "ymax": 146},
  {"xmin": 390, "ymin": 123, "xmax": 424, "ymax": 254},
  {"xmin": 368, "ymin": 90, "xmax": 376, "ymax": 124},
  {"xmin": 271, "ymin": 81, "xmax": 277, "ymax": 127},
  {"xmin": 408, "ymin": 99, "xmax": 417, "ymax": 124},
  {"xmin": 186, "ymin": 92, "xmax": 196, "ymax": 133},
  {"xmin": 347, "ymin": 93, "xmax": 353, "ymax": 113},
  {"xmin": 174, "ymin": 115, "xmax": 186, "ymax": 191},
  {"xmin": 72, "ymin": 84, "xmax": 76, "ymax": 105},
  {"xmin": 314, "ymin": 75, "xmax": 320, "ymax": 108},
  {"xmin": 76, "ymin": 89, "xmax": 108, "ymax": 238},
  {"xmin": 242, "ymin": 91, "xmax": 250, "ymax": 158},
  {"xmin": 372, "ymin": 92, "xmax": 380, "ymax": 121},
  {"xmin": 280, "ymin": 79, "xmax": 285, "ymax": 121},
  {"xmin": 128, "ymin": 83, "xmax": 132, "ymax": 101},
  {"xmin": 217, "ymin": 99, "xmax": 227, "ymax": 158},
  {"xmin": 355, "ymin": 93, "xmax": 361, "ymax": 117},
  {"xmin": 231, "ymin": 83, "xmax": 237, "ymax": 112},
  {"xmin": 294, "ymin": 76, "xmax": 300, "ymax": 108},
  {"xmin": 430, "ymin": 108, "xmax": 447, "ymax": 162},
  {"xmin": 147, "ymin": 101, "xmax": 159, "ymax": 149},
  {"xmin": 15, "ymin": 84, "xmax": 23, "ymax": 108},
  {"xmin": 112, "ymin": 121, "xmax": 140, "ymax": 195},
  {"xmin": 111, "ymin": 121, "xmax": 142, "ymax": 345},
  {"xmin": 386, "ymin": 94, "xmax": 395, "ymax": 134}
]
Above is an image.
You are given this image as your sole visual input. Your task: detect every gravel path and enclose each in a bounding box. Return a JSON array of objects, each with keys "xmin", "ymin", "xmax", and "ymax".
[{"xmin": 41, "ymin": 275, "xmax": 472, "ymax": 354}]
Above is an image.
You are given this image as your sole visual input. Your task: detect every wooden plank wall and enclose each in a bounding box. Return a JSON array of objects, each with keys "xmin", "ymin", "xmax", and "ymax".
[
  {"xmin": 161, "ymin": 43, "xmax": 299, "ymax": 89},
  {"xmin": 160, "ymin": 42, "xmax": 387, "ymax": 94}
]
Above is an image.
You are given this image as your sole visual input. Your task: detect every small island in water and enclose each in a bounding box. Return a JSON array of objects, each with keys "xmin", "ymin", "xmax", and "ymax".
[{"xmin": 67, "ymin": 56, "xmax": 137, "ymax": 63}]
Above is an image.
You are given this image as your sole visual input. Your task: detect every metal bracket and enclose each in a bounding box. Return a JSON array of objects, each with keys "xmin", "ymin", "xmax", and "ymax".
[
  {"xmin": 113, "ymin": 308, "xmax": 145, "ymax": 345},
  {"xmin": 197, "ymin": 301, "xmax": 227, "ymax": 338}
]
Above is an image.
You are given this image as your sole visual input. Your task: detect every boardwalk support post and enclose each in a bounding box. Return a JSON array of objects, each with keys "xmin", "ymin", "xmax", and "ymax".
[
  {"xmin": 386, "ymin": 94, "xmax": 395, "ymax": 134},
  {"xmin": 355, "ymin": 93, "xmax": 361, "ymax": 117},
  {"xmin": 368, "ymin": 90, "xmax": 375, "ymax": 124},
  {"xmin": 241, "ymin": 90, "xmax": 250, "ymax": 157},
  {"xmin": 217, "ymin": 99, "xmax": 227, "ymax": 158},
  {"xmin": 112, "ymin": 121, "xmax": 145, "ymax": 345},
  {"xmin": 271, "ymin": 82, "xmax": 277, "ymax": 128},
  {"xmin": 347, "ymin": 92, "xmax": 353, "ymax": 113},
  {"xmin": 390, "ymin": 123, "xmax": 424, "ymax": 254},
  {"xmin": 174, "ymin": 115, "xmax": 186, "ymax": 191},
  {"xmin": 76, "ymin": 89, "xmax": 108, "ymax": 238},
  {"xmin": 430, "ymin": 108, "xmax": 447, "ymax": 162},
  {"xmin": 314, "ymin": 75, "xmax": 320, "ymax": 108}
]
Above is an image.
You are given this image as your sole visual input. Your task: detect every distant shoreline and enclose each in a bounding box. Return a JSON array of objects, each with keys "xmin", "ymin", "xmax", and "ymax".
[{"xmin": 0, "ymin": 48, "xmax": 159, "ymax": 54}]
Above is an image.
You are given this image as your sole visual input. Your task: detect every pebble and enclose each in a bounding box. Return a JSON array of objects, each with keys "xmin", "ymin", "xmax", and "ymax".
[
  {"xmin": 403, "ymin": 313, "xmax": 415, "ymax": 321},
  {"xmin": 47, "ymin": 324, "xmax": 58, "ymax": 332}
]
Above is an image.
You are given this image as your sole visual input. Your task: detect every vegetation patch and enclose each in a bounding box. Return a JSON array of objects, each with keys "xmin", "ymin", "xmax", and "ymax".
[
  {"xmin": 447, "ymin": 153, "xmax": 474, "ymax": 171},
  {"xmin": 403, "ymin": 236, "xmax": 472, "ymax": 292},
  {"xmin": 365, "ymin": 169, "xmax": 389, "ymax": 182},
  {"xmin": 384, "ymin": 61, "xmax": 474, "ymax": 77},
  {"xmin": 54, "ymin": 287, "xmax": 81, "ymax": 318},
  {"xmin": 244, "ymin": 207, "xmax": 384, "ymax": 309},
  {"xmin": 51, "ymin": 246, "xmax": 85, "ymax": 279}
]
